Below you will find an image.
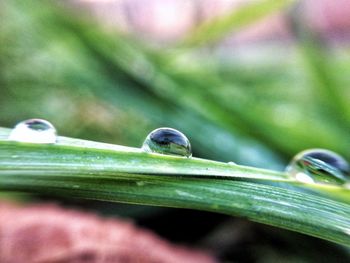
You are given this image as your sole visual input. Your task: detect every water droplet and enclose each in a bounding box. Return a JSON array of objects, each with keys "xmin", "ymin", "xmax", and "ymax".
[
  {"xmin": 286, "ymin": 149, "xmax": 349, "ymax": 185},
  {"xmin": 9, "ymin": 119, "xmax": 57, "ymax": 144},
  {"xmin": 142, "ymin": 127, "xmax": 192, "ymax": 157},
  {"xmin": 228, "ymin": 161, "xmax": 236, "ymax": 165},
  {"xmin": 136, "ymin": 181, "xmax": 146, "ymax": 187}
]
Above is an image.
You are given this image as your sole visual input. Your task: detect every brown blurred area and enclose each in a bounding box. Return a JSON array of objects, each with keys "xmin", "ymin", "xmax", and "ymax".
[{"xmin": 0, "ymin": 201, "xmax": 217, "ymax": 263}]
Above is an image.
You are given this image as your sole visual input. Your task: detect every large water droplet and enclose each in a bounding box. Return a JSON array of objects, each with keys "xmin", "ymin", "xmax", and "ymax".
[
  {"xmin": 9, "ymin": 119, "xmax": 57, "ymax": 144},
  {"xmin": 142, "ymin": 127, "xmax": 192, "ymax": 157},
  {"xmin": 286, "ymin": 149, "xmax": 349, "ymax": 185}
]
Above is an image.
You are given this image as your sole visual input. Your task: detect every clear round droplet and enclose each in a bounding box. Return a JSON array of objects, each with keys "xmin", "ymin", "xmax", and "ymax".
[
  {"xmin": 286, "ymin": 149, "xmax": 349, "ymax": 185},
  {"xmin": 8, "ymin": 119, "xmax": 57, "ymax": 144},
  {"xmin": 142, "ymin": 127, "xmax": 192, "ymax": 157}
]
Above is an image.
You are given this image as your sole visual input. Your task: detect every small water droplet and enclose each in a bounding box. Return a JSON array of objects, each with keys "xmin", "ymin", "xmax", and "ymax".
[
  {"xmin": 228, "ymin": 161, "xmax": 236, "ymax": 165},
  {"xmin": 142, "ymin": 127, "xmax": 192, "ymax": 157},
  {"xmin": 9, "ymin": 119, "xmax": 57, "ymax": 144},
  {"xmin": 136, "ymin": 181, "xmax": 145, "ymax": 187},
  {"xmin": 286, "ymin": 149, "xmax": 349, "ymax": 185}
]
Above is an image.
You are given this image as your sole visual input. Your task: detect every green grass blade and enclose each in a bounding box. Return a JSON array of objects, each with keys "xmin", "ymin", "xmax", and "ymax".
[
  {"xmin": 288, "ymin": 4, "xmax": 350, "ymax": 127},
  {"xmin": 182, "ymin": 0, "xmax": 293, "ymax": 47},
  {"xmin": 0, "ymin": 127, "xmax": 350, "ymax": 246}
]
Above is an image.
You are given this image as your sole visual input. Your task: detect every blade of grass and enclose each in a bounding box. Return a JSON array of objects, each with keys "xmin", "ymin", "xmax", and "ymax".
[
  {"xmin": 182, "ymin": 0, "xmax": 294, "ymax": 47},
  {"xmin": 0, "ymin": 127, "xmax": 350, "ymax": 247},
  {"xmin": 145, "ymin": 53, "xmax": 350, "ymax": 159},
  {"xmin": 287, "ymin": 4, "xmax": 350, "ymax": 127}
]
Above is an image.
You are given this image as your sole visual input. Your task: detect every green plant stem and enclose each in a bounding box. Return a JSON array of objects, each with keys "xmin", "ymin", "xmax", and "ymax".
[{"xmin": 0, "ymin": 127, "xmax": 350, "ymax": 246}]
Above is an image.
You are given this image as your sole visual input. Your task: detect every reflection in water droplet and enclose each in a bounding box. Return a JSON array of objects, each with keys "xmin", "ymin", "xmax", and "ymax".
[
  {"xmin": 9, "ymin": 119, "xmax": 57, "ymax": 144},
  {"xmin": 294, "ymin": 172, "xmax": 314, "ymax": 184},
  {"xmin": 142, "ymin": 127, "xmax": 192, "ymax": 157},
  {"xmin": 286, "ymin": 149, "xmax": 349, "ymax": 185}
]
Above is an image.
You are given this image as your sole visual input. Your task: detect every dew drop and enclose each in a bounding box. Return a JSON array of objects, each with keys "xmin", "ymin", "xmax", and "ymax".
[
  {"xmin": 228, "ymin": 161, "xmax": 236, "ymax": 165},
  {"xmin": 136, "ymin": 181, "xmax": 146, "ymax": 187},
  {"xmin": 142, "ymin": 127, "xmax": 192, "ymax": 157},
  {"xmin": 286, "ymin": 149, "xmax": 349, "ymax": 185},
  {"xmin": 8, "ymin": 119, "xmax": 57, "ymax": 144}
]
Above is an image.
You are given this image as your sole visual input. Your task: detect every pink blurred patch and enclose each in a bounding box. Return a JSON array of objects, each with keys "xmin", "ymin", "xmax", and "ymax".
[
  {"xmin": 0, "ymin": 202, "xmax": 217, "ymax": 263},
  {"xmin": 72, "ymin": 0, "xmax": 350, "ymax": 44}
]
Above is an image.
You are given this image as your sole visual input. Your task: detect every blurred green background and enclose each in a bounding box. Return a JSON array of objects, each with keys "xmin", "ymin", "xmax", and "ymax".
[{"xmin": 1, "ymin": 0, "xmax": 350, "ymax": 262}]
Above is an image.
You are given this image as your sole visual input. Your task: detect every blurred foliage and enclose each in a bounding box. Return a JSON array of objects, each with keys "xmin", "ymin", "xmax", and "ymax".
[
  {"xmin": 1, "ymin": 0, "xmax": 350, "ymax": 262},
  {"xmin": 1, "ymin": 0, "xmax": 350, "ymax": 171}
]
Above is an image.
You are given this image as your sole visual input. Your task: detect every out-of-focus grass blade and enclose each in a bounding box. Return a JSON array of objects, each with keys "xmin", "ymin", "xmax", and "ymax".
[
  {"xmin": 146, "ymin": 53, "xmax": 350, "ymax": 160},
  {"xmin": 288, "ymin": 3, "xmax": 350, "ymax": 127},
  {"xmin": 182, "ymin": 0, "xmax": 294, "ymax": 47}
]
